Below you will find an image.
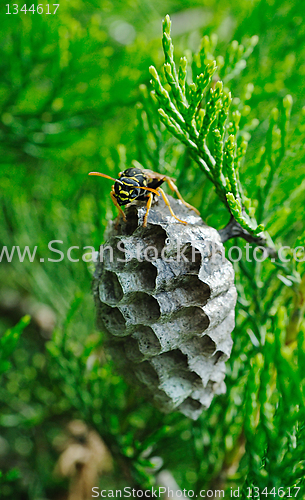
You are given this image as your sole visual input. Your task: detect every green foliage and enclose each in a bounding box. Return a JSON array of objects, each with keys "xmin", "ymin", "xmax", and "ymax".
[
  {"xmin": 0, "ymin": 468, "xmax": 20, "ymax": 489},
  {"xmin": 149, "ymin": 15, "xmax": 268, "ymax": 237},
  {"xmin": 242, "ymin": 316, "xmax": 305, "ymax": 495},
  {"xmin": 0, "ymin": 316, "xmax": 30, "ymax": 376},
  {"xmin": 1, "ymin": 1, "xmax": 305, "ymax": 499}
]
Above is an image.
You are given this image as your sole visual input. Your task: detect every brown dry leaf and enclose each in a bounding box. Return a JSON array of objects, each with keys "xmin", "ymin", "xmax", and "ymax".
[{"xmin": 54, "ymin": 420, "xmax": 112, "ymax": 500}]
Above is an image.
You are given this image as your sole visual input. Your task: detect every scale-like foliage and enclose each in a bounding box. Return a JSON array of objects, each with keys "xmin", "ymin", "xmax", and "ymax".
[
  {"xmin": 149, "ymin": 15, "xmax": 268, "ymax": 237},
  {"xmin": 0, "ymin": 316, "xmax": 30, "ymax": 377}
]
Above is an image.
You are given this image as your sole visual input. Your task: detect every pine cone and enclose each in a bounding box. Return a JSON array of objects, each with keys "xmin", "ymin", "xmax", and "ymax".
[{"xmin": 93, "ymin": 195, "xmax": 236, "ymax": 419}]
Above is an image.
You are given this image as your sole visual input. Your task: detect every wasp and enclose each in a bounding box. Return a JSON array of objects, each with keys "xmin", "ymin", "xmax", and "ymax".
[{"xmin": 89, "ymin": 167, "xmax": 200, "ymax": 227}]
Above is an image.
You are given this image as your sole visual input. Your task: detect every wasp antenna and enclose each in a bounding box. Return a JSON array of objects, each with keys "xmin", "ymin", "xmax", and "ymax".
[
  {"xmin": 89, "ymin": 172, "xmax": 116, "ymax": 181},
  {"xmin": 89, "ymin": 172, "xmax": 123, "ymax": 185}
]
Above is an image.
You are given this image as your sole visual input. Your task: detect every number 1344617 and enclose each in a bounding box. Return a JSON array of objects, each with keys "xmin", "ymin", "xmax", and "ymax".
[{"xmin": 6, "ymin": 4, "xmax": 59, "ymax": 14}]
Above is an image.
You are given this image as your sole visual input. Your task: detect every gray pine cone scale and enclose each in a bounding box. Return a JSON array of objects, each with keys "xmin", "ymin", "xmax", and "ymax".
[{"xmin": 93, "ymin": 195, "xmax": 237, "ymax": 419}]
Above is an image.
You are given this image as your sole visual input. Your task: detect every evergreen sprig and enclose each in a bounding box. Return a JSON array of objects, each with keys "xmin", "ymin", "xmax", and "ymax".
[
  {"xmin": 149, "ymin": 15, "xmax": 291, "ymax": 244},
  {"xmin": 256, "ymin": 96, "xmax": 293, "ymax": 224},
  {"xmin": 0, "ymin": 316, "xmax": 30, "ymax": 376}
]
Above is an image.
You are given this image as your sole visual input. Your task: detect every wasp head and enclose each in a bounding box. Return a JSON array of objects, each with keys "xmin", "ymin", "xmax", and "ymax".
[{"xmin": 114, "ymin": 177, "xmax": 141, "ymax": 206}]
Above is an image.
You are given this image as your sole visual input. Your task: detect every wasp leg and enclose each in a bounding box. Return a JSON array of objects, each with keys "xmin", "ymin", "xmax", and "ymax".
[
  {"xmin": 165, "ymin": 178, "xmax": 200, "ymax": 215},
  {"xmin": 110, "ymin": 186, "xmax": 126, "ymax": 223},
  {"xmin": 143, "ymin": 192, "xmax": 153, "ymax": 227},
  {"xmin": 157, "ymin": 187, "xmax": 187, "ymax": 224}
]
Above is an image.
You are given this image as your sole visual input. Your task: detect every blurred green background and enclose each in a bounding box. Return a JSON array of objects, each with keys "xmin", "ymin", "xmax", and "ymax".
[{"xmin": 1, "ymin": 0, "xmax": 305, "ymax": 498}]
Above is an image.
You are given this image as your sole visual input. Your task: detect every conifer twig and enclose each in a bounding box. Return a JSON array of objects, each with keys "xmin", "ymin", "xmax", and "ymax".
[{"xmin": 149, "ymin": 15, "xmax": 292, "ymax": 257}]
